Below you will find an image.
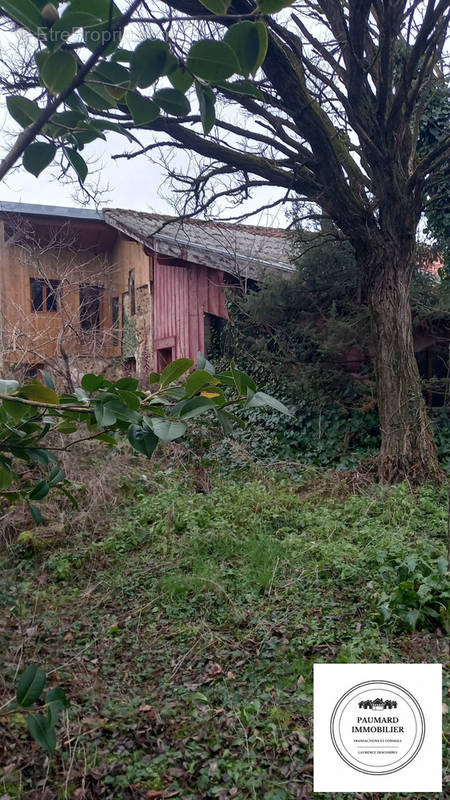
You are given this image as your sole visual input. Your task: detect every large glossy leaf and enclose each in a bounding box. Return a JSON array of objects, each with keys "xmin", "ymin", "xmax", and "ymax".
[
  {"xmin": 197, "ymin": 352, "xmax": 216, "ymax": 375},
  {"xmin": 247, "ymin": 390, "xmax": 293, "ymax": 415},
  {"xmin": 154, "ymin": 88, "xmax": 190, "ymax": 117},
  {"xmin": 48, "ymin": 10, "xmax": 99, "ymax": 49},
  {"xmin": 92, "ymin": 60, "xmax": 130, "ymax": 88},
  {"xmin": 17, "ymin": 665, "xmax": 46, "ymax": 708},
  {"xmin": 224, "ymin": 22, "xmax": 268, "ymax": 77},
  {"xmin": 6, "ymin": 96, "xmax": 41, "ymax": 128},
  {"xmin": 41, "ymin": 50, "xmax": 77, "ymax": 95},
  {"xmin": 160, "ymin": 358, "xmax": 194, "ymax": 388},
  {"xmin": 169, "ymin": 65, "xmax": 194, "ymax": 93},
  {"xmin": 81, "ymin": 373, "xmax": 105, "ymax": 393},
  {"xmin": 18, "ymin": 384, "xmax": 59, "ymax": 404},
  {"xmin": 29, "ymin": 480, "xmax": 50, "ymax": 501},
  {"xmin": 219, "ymin": 79, "xmax": 264, "ymax": 100},
  {"xmin": 130, "ymin": 39, "xmax": 172, "ymax": 88},
  {"xmin": 65, "ymin": 148, "xmax": 87, "ymax": 183},
  {"xmin": 196, "ymin": 81, "xmax": 215, "ymax": 134},
  {"xmin": 178, "ymin": 396, "xmax": 216, "ymax": 420},
  {"xmin": 78, "ymin": 83, "xmax": 117, "ymax": 110},
  {"xmin": 27, "ymin": 713, "xmax": 56, "ymax": 753},
  {"xmin": 187, "ymin": 40, "xmax": 240, "ymax": 83},
  {"xmin": 127, "ymin": 423, "xmax": 158, "ymax": 457},
  {"xmin": 184, "ymin": 369, "xmax": 219, "ymax": 397},
  {"xmin": 23, "ymin": 142, "xmax": 56, "ymax": 177},
  {"xmin": 148, "ymin": 418, "xmax": 187, "ymax": 442},
  {"xmin": 126, "ymin": 92, "xmax": 160, "ymax": 125}
]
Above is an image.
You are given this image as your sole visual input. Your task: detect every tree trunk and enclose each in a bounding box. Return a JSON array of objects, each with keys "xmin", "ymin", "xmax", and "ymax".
[{"xmin": 365, "ymin": 245, "xmax": 441, "ymax": 484}]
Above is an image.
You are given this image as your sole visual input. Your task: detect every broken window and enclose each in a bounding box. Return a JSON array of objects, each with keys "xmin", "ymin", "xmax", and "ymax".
[{"xmin": 80, "ymin": 284, "xmax": 100, "ymax": 331}]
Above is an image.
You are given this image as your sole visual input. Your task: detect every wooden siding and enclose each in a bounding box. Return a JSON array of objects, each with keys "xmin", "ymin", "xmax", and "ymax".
[{"xmin": 153, "ymin": 256, "xmax": 227, "ymax": 366}]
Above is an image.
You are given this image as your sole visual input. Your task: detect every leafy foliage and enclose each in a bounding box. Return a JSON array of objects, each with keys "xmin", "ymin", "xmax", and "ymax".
[
  {"xmin": 1, "ymin": 0, "xmax": 276, "ymax": 180},
  {"xmin": 371, "ymin": 553, "xmax": 449, "ymax": 632},
  {"xmin": 0, "ymin": 358, "xmax": 289, "ymax": 518},
  {"xmin": 3, "ymin": 665, "xmax": 70, "ymax": 752}
]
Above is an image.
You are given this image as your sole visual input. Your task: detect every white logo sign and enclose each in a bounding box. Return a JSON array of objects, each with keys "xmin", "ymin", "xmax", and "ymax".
[
  {"xmin": 330, "ymin": 679, "xmax": 425, "ymax": 774},
  {"xmin": 314, "ymin": 664, "xmax": 442, "ymax": 792}
]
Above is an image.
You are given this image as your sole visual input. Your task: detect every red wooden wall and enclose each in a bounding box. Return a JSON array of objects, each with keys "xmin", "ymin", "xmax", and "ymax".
[{"xmin": 153, "ymin": 257, "xmax": 228, "ymax": 368}]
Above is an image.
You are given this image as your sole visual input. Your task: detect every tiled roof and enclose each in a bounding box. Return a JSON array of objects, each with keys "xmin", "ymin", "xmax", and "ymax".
[{"xmin": 104, "ymin": 209, "xmax": 295, "ymax": 278}]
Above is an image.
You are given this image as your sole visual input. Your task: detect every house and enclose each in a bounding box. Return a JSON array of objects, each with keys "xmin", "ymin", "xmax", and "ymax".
[{"xmin": 0, "ymin": 201, "xmax": 294, "ymax": 384}]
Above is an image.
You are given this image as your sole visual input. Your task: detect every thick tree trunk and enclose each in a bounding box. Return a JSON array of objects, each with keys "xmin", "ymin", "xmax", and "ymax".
[{"xmin": 365, "ymin": 245, "xmax": 441, "ymax": 484}]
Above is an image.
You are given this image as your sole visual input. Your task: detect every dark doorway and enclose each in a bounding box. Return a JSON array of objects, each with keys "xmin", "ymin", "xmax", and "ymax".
[
  {"xmin": 157, "ymin": 348, "xmax": 173, "ymax": 371},
  {"xmin": 204, "ymin": 313, "xmax": 227, "ymax": 358}
]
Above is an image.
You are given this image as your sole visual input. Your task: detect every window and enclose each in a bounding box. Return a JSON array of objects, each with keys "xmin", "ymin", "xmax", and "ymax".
[
  {"xmin": 204, "ymin": 313, "xmax": 227, "ymax": 358},
  {"xmin": 80, "ymin": 284, "xmax": 100, "ymax": 331},
  {"xmin": 31, "ymin": 278, "xmax": 60, "ymax": 312},
  {"xmin": 46, "ymin": 280, "xmax": 60, "ymax": 312},
  {"xmin": 128, "ymin": 269, "xmax": 136, "ymax": 316},
  {"xmin": 112, "ymin": 296, "xmax": 119, "ymax": 346}
]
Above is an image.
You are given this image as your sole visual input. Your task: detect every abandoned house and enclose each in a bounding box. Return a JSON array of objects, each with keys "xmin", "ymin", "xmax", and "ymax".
[{"xmin": 0, "ymin": 201, "xmax": 294, "ymax": 384}]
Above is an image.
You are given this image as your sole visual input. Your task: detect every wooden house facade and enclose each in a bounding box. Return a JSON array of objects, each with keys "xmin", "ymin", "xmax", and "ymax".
[{"xmin": 0, "ymin": 202, "xmax": 294, "ymax": 384}]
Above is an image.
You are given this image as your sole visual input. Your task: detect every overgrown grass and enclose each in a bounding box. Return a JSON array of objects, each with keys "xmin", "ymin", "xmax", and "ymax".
[{"xmin": 0, "ymin": 459, "xmax": 448, "ymax": 799}]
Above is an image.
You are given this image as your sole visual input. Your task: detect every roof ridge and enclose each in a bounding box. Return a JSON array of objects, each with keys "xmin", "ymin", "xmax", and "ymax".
[{"xmin": 105, "ymin": 208, "xmax": 291, "ymax": 237}]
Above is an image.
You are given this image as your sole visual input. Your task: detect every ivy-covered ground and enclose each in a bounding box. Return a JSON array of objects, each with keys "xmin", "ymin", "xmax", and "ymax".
[{"xmin": 0, "ymin": 457, "xmax": 448, "ymax": 799}]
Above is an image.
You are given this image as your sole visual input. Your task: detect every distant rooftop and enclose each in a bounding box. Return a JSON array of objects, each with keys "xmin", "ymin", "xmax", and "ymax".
[
  {"xmin": 0, "ymin": 200, "xmax": 102, "ymax": 221},
  {"xmin": 105, "ymin": 208, "xmax": 295, "ymax": 277}
]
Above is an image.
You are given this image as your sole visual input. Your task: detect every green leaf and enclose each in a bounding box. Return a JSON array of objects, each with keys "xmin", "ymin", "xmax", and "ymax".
[
  {"xmin": 0, "ymin": 379, "xmax": 20, "ymax": 395},
  {"xmin": 6, "ymin": 96, "xmax": 41, "ymax": 128},
  {"xmin": 178, "ymin": 396, "xmax": 216, "ymax": 420},
  {"xmin": 125, "ymin": 91, "xmax": 160, "ymax": 125},
  {"xmin": 48, "ymin": 10, "xmax": 99, "ymax": 49},
  {"xmin": 17, "ymin": 666, "xmax": 46, "ymax": 708},
  {"xmin": 114, "ymin": 377, "xmax": 139, "ymax": 390},
  {"xmin": 127, "ymin": 424, "xmax": 158, "ymax": 458},
  {"xmin": 247, "ymin": 391, "xmax": 293, "ymax": 415},
  {"xmin": 30, "ymin": 504, "xmax": 44, "ymax": 525},
  {"xmin": 130, "ymin": 39, "xmax": 172, "ymax": 89},
  {"xmin": 45, "ymin": 687, "xmax": 69, "ymax": 726},
  {"xmin": 65, "ymin": 148, "xmax": 87, "ymax": 183},
  {"xmin": 160, "ymin": 358, "xmax": 194, "ymax": 388},
  {"xmin": 0, "ymin": 466, "xmax": 12, "ymax": 490},
  {"xmin": 29, "ymin": 480, "xmax": 50, "ymax": 501},
  {"xmin": 224, "ymin": 22, "xmax": 268, "ymax": 77},
  {"xmin": 56, "ymin": 421, "xmax": 78, "ymax": 434},
  {"xmin": 258, "ymin": 0, "xmax": 293, "ymax": 12},
  {"xmin": 23, "ymin": 142, "xmax": 56, "ymax": 177},
  {"xmin": 41, "ymin": 49, "xmax": 77, "ymax": 95},
  {"xmin": 49, "ymin": 466, "xmax": 65, "ymax": 485},
  {"xmin": 147, "ymin": 417, "xmax": 187, "ymax": 442},
  {"xmin": 81, "ymin": 374, "xmax": 105, "ymax": 393},
  {"xmin": 18, "ymin": 384, "xmax": 59, "ymax": 404},
  {"xmin": 198, "ymin": 0, "xmax": 231, "ymax": 12},
  {"xmin": 195, "ymin": 81, "xmax": 215, "ymax": 134},
  {"xmin": 0, "ymin": 0, "xmax": 42, "ymax": 33},
  {"xmin": 169, "ymin": 65, "xmax": 194, "ymax": 93},
  {"xmin": 187, "ymin": 40, "xmax": 240, "ymax": 83},
  {"xmin": 91, "ymin": 60, "xmax": 130, "ymax": 88},
  {"xmin": 78, "ymin": 83, "xmax": 117, "ymax": 110},
  {"xmin": 216, "ymin": 408, "xmax": 243, "ymax": 434},
  {"xmin": 153, "ymin": 88, "xmax": 190, "ymax": 117},
  {"xmin": 197, "ymin": 352, "xmax": 216, "ymax": 375},
  {"xmin": 149, "ymin": 372, "xmax": 160, "ymax": 385},
  {"xmin": 184, "ymin": 369, "xmax": 219, "ymax": 397},
  {"xmin": 231, "ymin": 364, "xmax": 256, "ymax": 395},
  {"xmin": 27, "ymin": 713, "xmax": 56, "ymax": 753}
]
